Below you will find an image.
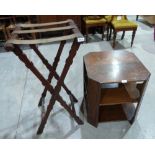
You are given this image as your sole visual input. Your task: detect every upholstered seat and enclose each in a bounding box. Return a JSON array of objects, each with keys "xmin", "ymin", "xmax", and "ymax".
[
  {"xmin": 83, "ymin": 16, "xmax": 107, "ymax": 42},
  {"xmin": 104, "ymin": 15, "xmax": 112, "ymax": 22},
  {"xmin": 112, "ymin": 20, "xmax": 138, "ymax": 29},
  {"xmin": 109, "ymin": 15, "xmax": 138, "ymax": 48},
  {"xmin": 84, "ymin": 16, "xmax": 106, "ymax": 24}
]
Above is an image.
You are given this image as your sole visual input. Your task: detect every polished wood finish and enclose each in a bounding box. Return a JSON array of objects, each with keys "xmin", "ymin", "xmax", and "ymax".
[
  {"xmin": 82, "ymin": 51, "xmax": 150, "ymax": 127},
  {"xmin": 5, "ymin": 19, "xmax": 84, "ymax": 135},
  {"xmin": 99, "ymin": 105, "xmax": 127, "ymax": 122},
  {"xmin": 84, "ymin": 51, "xmax": 150, "ymax": 83},
  {"xmin": 100, "ymin": 85, "xmax": 133, "ymax": 106}
]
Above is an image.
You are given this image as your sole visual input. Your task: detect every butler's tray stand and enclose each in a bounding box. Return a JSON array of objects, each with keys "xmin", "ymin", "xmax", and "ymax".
[{"xmin": 5, "ymin": 19, "xmax": 84, "ymax": 134}]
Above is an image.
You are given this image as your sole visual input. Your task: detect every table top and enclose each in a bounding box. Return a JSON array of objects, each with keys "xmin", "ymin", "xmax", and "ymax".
[{"xmin": 84, "ymin": 51, "xmax": 150, "ymax": 83}]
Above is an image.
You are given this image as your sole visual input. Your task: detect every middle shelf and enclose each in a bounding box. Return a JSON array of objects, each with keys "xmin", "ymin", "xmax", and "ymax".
[{"xmin": 100, "ymin": 84, "xmax": 135, "ymax": 106}]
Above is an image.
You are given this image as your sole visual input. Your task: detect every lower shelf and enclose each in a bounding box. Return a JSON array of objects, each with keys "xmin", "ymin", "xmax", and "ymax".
[
  {"xmin": 98, "ymin": 103, "xmax": 136, "ymax": 123},
  {"xmin": 99, "ymin": 105, "xmax": 127, "ymax": 122}
]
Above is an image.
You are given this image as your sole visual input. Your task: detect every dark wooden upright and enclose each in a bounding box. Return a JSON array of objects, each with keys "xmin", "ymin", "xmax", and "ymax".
[{"xmin": 82, "ymin": 51, "xmax": 150, "ymax": 127}]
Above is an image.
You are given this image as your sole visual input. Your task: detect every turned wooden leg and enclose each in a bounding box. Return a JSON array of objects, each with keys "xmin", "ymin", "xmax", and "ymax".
[
  {"xmin": 131, "ymin": 30, "xmax": 136, "ymax": 47},
  {"xmin": 37, "ymin": 40, "xmax": 83, "ymax": 134},
  {"xmin": 113, "ymin": 31, "xmax": 117, "ymax": 48},
  {"xmin": 86, "ymin": 26, "xmax": 89, "ymax": 43},
  {"xmin": 102, "ymin": 26, "xmax": 105, "ymax": 40},
  {"xmin": 109, "ymin": 26, "xmax": 112, "ymax": 40},
  {"xmin": 2, "ymin": 28, "xmax": 8, "ymax": 41},
  {"xmin": 121, "ymin": 31, "xmax": 125, "ymax": 40},
  {"xmin": 37, "ymin": 100, "xmax": 55, "ymax": 134},
  {"xmin": 92, "ymin": 27, "xmax": 95, "ymax": 35},
  {"xmin": 106, "ymin": 25, "xmax": 109, "ymax": 41},
  {"xmin": 136, "ymin": 15, "xmax": 139, "ymax": 21}
]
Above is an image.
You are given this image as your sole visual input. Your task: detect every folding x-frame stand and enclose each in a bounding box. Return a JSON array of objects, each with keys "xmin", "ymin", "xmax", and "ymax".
[{"xmin": 5, "ymin": 19, "xmax": 84, "ymax": 134}]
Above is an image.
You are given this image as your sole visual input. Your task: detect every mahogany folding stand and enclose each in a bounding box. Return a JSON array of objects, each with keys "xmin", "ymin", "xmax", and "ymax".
[{"xmin": 5, "ymin": 19, "xmax": 84, "ymax": 134}]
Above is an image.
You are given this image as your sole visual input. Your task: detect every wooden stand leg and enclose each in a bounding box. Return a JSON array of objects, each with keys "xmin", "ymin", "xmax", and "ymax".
[
  {"xmin": 131, "ymin": 30, "xmax": 136, "ymax": 47},
  {"xmin": 69, "ymin": 95, "xmax": 76, "ymax": 114},
  {"xmin": 12, "ymin": 44, "xmax": 83, "ymax": 135},
  {"xmin": 30, "ymin": 42, "xmax": 78, "ymax": 106},
  {"xmin": 37, "ymin": 99, "xmax": 55, "ymax": 134},
  {"xmin": 37, "ymin": 40, "xmax": 83, "ymax": 134},
  {"xmin": 32, "ymin": 41, "xmax": 65, "ymax": 106}
]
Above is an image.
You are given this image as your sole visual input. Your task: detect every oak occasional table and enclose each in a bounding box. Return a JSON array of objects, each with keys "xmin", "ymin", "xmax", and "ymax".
[
  {"xmin": 82, "ymin": 51, "xmax": 150, "ymax": 127},
  {"xmin": 5, "ymin": 19, "xmax": 84, "ymax": 134}
]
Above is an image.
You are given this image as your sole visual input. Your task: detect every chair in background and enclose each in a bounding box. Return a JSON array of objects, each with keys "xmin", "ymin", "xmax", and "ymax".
[
  {"xmin": 83, "ymin": 16, "xmax": 107, "ymax": 42},
  {"xmin": 109, "ymin": 15, "xmax": 138, "ymax": 48},
  {"xmin": 104, "ymin": 15, "xmax": 112, "ymax": 40},
  {"xmin": 0, "ymin": 16, "xmax": 13, "ymax": 41},
  {"xmin": 0, "ymin": 25, "xmax": 7, "ymax": 41},
  {"xmin": 6, "ymin": 15, "xmax": 32, "ymax": 39}
]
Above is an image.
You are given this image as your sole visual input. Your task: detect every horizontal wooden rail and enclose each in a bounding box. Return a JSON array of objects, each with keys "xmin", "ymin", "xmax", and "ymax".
[
  {"xmin": 13, "ymin": 25, "xmax": 75, "ymax": 34},
  {"xmin": 5, "ymin": 19, "xmax": 85, "ymax": 50},
  {"xmin": 18, "ymin": 19, "xmax": 70, "ymax": 28},
  {"xmin": 6, "ymin": 34, "xmax": 76, "ymax": 45}
]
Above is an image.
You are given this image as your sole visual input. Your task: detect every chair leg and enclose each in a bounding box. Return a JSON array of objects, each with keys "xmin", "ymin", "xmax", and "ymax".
[
  {"xmin": 2, "ymin": 28, "xmax": 8, "ymax": 41},
  {"xmin": 102, "ymin": 26, "xmax": 105, "ymax": 40},
  {"xmin": 136, "ymin": 15, "xmax": 139, "ymax": 21},
  {"xmin": 86, "ymin": 26, "xmax": 89, "ymax": 43},
  {"xmin": 131, "ymin": 30, "xmax": 136, "ymax": 47},
  {"xmin": 109, "ymin": 26, "xmax": 112, "ymax": 40},
  {"xmin": 92, "ymin": 27, "xmax": 95, "ymax": 35},
  {"xmin": 113, "ymin": 31, "xmax": 117, "ymax": 48},
  {"xmin": 121, "ymin": 31, "xmax": 125, "ymax": 40},
  {"xmin": 106, "ymin": 25, "xmax": 109, "ymax": 41}
]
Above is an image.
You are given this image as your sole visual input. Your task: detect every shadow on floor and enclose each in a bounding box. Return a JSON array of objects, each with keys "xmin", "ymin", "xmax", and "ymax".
[{"xmin": 79, "ymin": 110, "xmax": 131, "ymax": 139}]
